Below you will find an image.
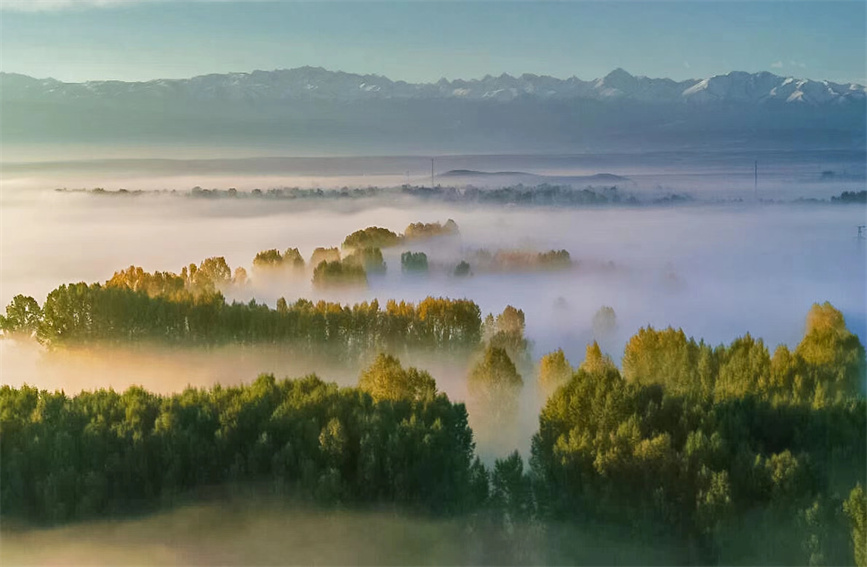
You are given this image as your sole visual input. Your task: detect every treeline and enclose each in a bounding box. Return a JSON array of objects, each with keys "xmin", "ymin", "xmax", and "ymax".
[
  {"xmin": 0, "ymin": 286, "xmax": 483, "ymax": 356},
  {"xmin": 0, "ymin": 303, "xmax": 865, "ymax": 564},
  {"xmin": 56, "ymin": 184, "xmax": 638, "ymax": 207},
  {"xmin": 831, "ymin": 190, "xmax": 867, "ymax": 204}
]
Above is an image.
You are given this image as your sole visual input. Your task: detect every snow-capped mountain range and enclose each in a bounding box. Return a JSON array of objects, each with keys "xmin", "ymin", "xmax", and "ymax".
[
  {"xmin": 2, "ymin": 67, "xmax": 864, "ymax": 154},
  {"xmin": 3, "ymin": 67, "xmax": 865, "ymax": 106}
]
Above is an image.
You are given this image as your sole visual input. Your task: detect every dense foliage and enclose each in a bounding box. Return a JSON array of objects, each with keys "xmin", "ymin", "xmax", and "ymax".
[
  {"xmin": 2, "ymin": 299, "xmax": 864, "ymax": 565},
  {"xmin": 531, "ymin": 303, "xmax": 866, "ymax": 565},
  {"xmin": 0, "ymin": 372, "xmax": 484, "ymax": 523}
]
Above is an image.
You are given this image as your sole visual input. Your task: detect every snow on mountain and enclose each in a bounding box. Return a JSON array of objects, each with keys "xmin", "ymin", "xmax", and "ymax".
[{"xmin": 1, "ymin": 67, "xmax": 864, "ymax": 106}]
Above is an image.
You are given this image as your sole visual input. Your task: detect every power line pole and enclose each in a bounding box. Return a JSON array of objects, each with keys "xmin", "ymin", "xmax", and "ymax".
[
  {"xmin": 754, "ymin": 160, "xmax": 758, "ymax": 199},
  {"xmin": 431, "ymin": 157, "xmax": 435, "ymax": 188}
]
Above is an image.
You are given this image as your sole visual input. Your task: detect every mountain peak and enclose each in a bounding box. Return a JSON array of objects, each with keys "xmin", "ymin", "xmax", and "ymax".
[{"xmin": 605, "ymin": 67, "xmax": 634, "ymax": 80}]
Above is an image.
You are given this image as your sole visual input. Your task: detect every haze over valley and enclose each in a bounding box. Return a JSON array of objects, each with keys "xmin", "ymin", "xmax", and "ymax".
[{"xmin": 1, "ymin": 1, "xmax": 866, "ymax": 565}]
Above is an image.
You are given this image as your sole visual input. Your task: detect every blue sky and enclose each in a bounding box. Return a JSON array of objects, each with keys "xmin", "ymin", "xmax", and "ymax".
[{"xmin": 1, "ymin": 1, "xmax": 865, "ymax": 84}]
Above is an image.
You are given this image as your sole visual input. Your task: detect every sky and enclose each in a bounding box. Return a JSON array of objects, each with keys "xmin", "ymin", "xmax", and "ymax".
[{"xmin": 1, "ymin": 1, "xmax": 865, "ymax": 85}]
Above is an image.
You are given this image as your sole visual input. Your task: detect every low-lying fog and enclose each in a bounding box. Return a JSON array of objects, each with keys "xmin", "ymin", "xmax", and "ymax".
[
  {"xmin": 0, "ymin": 497, "xmax": 684, "ymax": 566},
  {"xmin": 2, "ymin": 152, "xmax": 865, "ymax": 457}
]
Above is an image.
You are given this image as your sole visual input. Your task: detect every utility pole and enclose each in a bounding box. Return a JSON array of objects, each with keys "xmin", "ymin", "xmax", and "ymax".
[
  {"xmin": 431, "ymin": 157, "xmax": 435, "ymax": 188},
  {"xmin": 754, "ymin": 160, "xmax": 758, "ymax": 200}
]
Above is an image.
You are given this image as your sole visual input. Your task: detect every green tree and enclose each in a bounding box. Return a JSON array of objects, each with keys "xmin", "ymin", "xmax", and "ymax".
[
  {"xmin": 342, "ymin": 227, "xmax": 401, "ymax": 249},
  {"xmin": 454, "ymin": 261, "xmax": 471, "ymax": 277},
  {"xmin": 358, "ymin": 353, "xmax": 437, "ymax": 403},
  {"xmin": 401, "ymin": 251, "xmax": 428, "ymax": 273},
  {"xmin": 845, "ymin": 484, "xmax": 867, "ymax": 567},
  {"xmin": 312, "ymin": 260, "xmax": 367, "ymax": 288},
  {"xmin": 468, "ymin": 346, "xmax": 523, "ymax": 424},
  {"xmin": 0, "ymin": 295, "xmax": 42, "ymax": 335},
  {"xmin": 344, "ymin": 247, "xmax": 386, "ymax": 274}
]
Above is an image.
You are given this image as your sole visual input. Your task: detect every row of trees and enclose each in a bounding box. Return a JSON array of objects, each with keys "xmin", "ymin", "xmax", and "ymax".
[{"xmin": 0, "ymin": 287, "xmax": 483, "ymax": 358}]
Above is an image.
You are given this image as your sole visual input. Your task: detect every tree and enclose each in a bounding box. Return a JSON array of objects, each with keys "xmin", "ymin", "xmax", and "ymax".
[
  {"xmin": 310, "ymin": 247, "xmax": 341, "ymax": 267},
  {"xmin": 592, "ymin": 306, "xmax": 617, "ymax": 337},
  {"xmin": 454, "ymin": 261, "xmax": 471, "ymax": 277},
  {"xmin": 538, "ymin": 349, "xmax": 572, "ymax": 398},
  {"xmin": 796, "ymin": 302, "xmax": 865, "ymax": 401},
  {"xmin": 486, "ymin": 306, "xmax": 529, "ymax": 359},
  {"xmin": 253, "ymin": 249, "xmax": 284, "ymax": 268},
  {"xmin": 468, "ymin": 346, "xmax": 523, "ymax": 424},
  {"xmin": 358, "ymin": 353, "xmax": 437, "ymax": 403},
  {"xmin": 0, "ymin": 295, "xmax": 42, "ymax": 336},
  {"xmin": 193, "ymin": 257, "xmax": 232, "ymax": 292},
  {"xmin": 344, "ymin": 247, "xmax": 386, "ymax": 274},
  {"xmin": 491, "ymin": 451, "xmax": 533, "ymax": 528},
  {"xmin": 845, "ymin": 484, "xmax": 867, "ymax": 567},
  {"xmin": 342, "ymin": 227, "xmax": 401, "ymax": 249},
  {"xmin": 621, "ymin": 326, "xmax": 702, "ymax": 395},
  {"xmin": 232, "ymin": 267, "xmax": 248, "ymax": 286},
  {"xmin": 578, "ymin": 342, "xmax": 616, "ymax": 376},
  {"xmin": 401, "ymin": 251, "xmax": 428, "ymax": 273},
  {"xmin": 312, "ymin": 260, "xmax": 367, "ymax": 288},
  {"xmin": 404, "ymin": 220, "xmax": 460, "ymax": 240},
  {"xmin": 283, "ymin": 248, "xmax": 305, "ymax": 270}
]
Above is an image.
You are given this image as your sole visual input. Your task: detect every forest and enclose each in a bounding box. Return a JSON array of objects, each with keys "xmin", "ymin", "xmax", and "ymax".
[{"xmin": 1, "ymin": 293, "xmax": 865, "ymax": 565}]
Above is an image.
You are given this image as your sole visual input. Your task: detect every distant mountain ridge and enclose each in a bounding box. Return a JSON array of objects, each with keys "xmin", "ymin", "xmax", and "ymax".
[
  {"xmin": 2, "ymin": 67, "xmax": 865, "ymax": 106},
  {"xmin": 2, "ymin": 67, "xmax": 864, "ymax": 154}
]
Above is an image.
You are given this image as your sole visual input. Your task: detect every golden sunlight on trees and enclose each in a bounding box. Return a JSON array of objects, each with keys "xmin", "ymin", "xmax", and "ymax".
[
  {"xmin": 358, "ymin": 353, "xmax": 437, "ymax": 403},
  {"xmin": 310, "ymin": 247, "xmax": 341, "ymax": 267},
  {"xmin": 578, "ymin": 342, "xmax": 616, "ymax": 376},
  {"xmin": 342, "ymin": 227, "xmax": 401, "ymax": 250},
  {"xmin": 537, "ymin": 348, "xmax": 572, "ymax": 399}
]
